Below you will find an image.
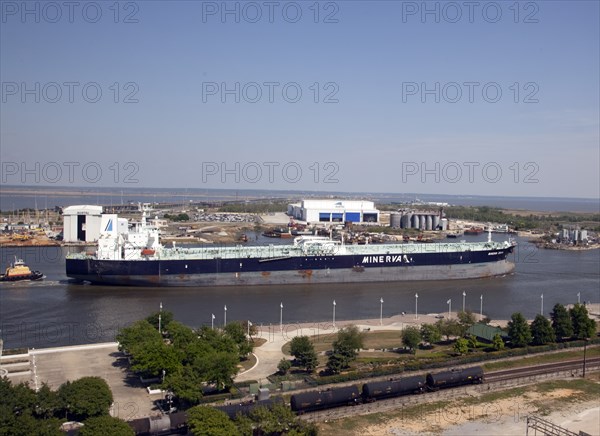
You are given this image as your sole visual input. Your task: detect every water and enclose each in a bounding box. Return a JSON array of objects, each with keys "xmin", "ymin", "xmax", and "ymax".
[
  {"xmin": 1, "ymin": 235, "xmax": 598, "ymax": 350},
  {"xmin": 1, "ymin": 186, "xmax": 598, "ymax": 213}
]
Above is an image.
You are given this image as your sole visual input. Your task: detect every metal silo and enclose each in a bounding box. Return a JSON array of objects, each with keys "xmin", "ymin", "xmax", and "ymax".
[
  {"xmin": 426, "ymin": 215, "xmax": 432, "ymax": 230},
  {"xmin": 412, "ymin": 214, "xmax": 420, "ymax": 229},
  {"xmin": 390, "ymin": 213, "xmax": 401, "ymax": 228}
]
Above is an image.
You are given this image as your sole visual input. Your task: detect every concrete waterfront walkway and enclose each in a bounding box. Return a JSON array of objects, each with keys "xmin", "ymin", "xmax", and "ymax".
[
  {"xmin": 235, "ymin": 311, "xmax": 452, "ymax": 383},
  {"xmin": 236, "ymin": 303, "xmax": 600, "ymax": 383}
]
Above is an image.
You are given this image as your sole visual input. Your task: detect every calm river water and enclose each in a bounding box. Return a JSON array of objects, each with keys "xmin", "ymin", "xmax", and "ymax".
[{"xmin": 0, "ymin": 235, "xmax": 598, "ymax": 349}]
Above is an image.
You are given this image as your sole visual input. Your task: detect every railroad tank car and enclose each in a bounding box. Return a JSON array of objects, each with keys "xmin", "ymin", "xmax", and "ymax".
[
  {"xmin": 128, "ymin": 412, "xmax": 188, "ymax": 435},
  {"xmin": 426, "ymin": 366, "xmax": 484, "ymax": 390},
  {"xmin": 290, "ymin": 386, "xmax": 360, "ymax": 413},
  {"xmin": 362, "ymin": 375, "xmax": 426, "ymax": 400}
]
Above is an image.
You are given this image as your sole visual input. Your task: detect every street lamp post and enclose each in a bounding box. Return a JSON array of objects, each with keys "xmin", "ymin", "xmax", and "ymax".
[
  {"xmin": 158, "ymin": 301, "xmax": 163, "ymax": 333},
  {"xmin": 540, "ymin": 294, "xmax": 543, "ymax": 315},
  {"xmin": 211, "ymin": 313, "xmax": 215, "ymax": 330},
  {"xmin": 462, "ymin": 291, "xmax": 466, "ymax": 313},
  {"xmin": 447, "ymin": 299, "xmax": 452, "ymax": 318},
  {"xmin": 577, "ymin": 292, "xmax": 581, "ymax": 304},
  {"xmin": 333, "ymin": 300, "xmax": 336, "ymax": 328},
  {"xmin": 380, "ymin": 298, "xmax": 384, "ymax": 326},
  {"xmin": 280, "ymin": 302, "xmax": 283, "ymax": 332},
  {"xmin": 415, "ymin": 293, "xmax": 418, "ymax": 320},
  {"xmin": 224, "ymin": 305, "xmax": 227, "ymax": 326},
  {"xmin": 480, "ymin": 295, "xmax": 483, "ymax": 319}
]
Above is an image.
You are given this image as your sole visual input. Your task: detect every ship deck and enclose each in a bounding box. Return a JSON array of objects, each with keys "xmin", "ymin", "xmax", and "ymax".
[{"xmin": 67, "ymin": 240, "xmax": 513, "ymax": 261}]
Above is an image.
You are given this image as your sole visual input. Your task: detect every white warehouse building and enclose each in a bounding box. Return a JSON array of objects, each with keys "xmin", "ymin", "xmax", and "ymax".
[
  {"xmin": 62, "ymin": 205, "xmax": 103, "ymax": 242},
  {"xmin": 288, "ymin": 199, "xmax": 379, "ymax": 224}
]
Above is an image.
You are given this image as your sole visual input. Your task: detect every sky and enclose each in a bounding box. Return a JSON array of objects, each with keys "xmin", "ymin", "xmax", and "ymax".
[{"xmin": 1, "ymin": 0, "xmax": 599, "ymax": 199}]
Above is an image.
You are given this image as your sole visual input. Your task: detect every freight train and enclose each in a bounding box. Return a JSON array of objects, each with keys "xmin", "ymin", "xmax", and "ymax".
[
  {"xmin": 127, "ymin": 367, "xmax": 484, "ymax": 435},
  {"xmin": 290, "ymin": 366, "xmax": 483, "ymax": 413}
]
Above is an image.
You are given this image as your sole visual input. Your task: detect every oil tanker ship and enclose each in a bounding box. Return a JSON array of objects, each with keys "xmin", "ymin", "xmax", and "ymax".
[{"xmin": 66, "ymin": 211, "xmax": 516, "ymax": 287}]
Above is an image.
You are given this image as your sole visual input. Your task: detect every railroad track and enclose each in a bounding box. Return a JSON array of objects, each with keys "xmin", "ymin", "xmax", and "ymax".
[
  {"xmin": 300, "ymin": 358, "xmax": 600, "ymax": 422},
  {"xmin": 485, "ymin": 357, "xmax": 600, "ymax": 382}
]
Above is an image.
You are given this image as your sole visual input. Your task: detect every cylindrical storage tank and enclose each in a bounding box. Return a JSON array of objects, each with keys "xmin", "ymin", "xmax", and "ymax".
[
  {"xmin": 426, "ymin": 215, "xmax": 432, "ymax": 230},
  {"xmin": 441, "ymin": 218, "xmax": 448, "ymax": 231},
  {"xmin": 426, "ymin": 366, "xmax": 484, "ymax": 390},
  {"xmin": 362, "ymin": 375, "xmax": 426, "ymax": 400},
  {"xmin": 419, "ymin": 215, "xmax": 426, "ymax": 230},
  {"xmin": 291, "ymin": 386, "xmax": 360, "ymax": 413},
  {"xmin": 390, "ymin": 213, "xmax": 401, "ymax": 228},
  {"xmin": 412, "ymin": 214, "xmax": 419, "ymax": 228},
  {"xmin": 402, "ymin": 213, "xmax": 413, "ymax": 229},
  {"xmin": 432, "ymin": 216, "xmax": 440, "ymax": 230}
]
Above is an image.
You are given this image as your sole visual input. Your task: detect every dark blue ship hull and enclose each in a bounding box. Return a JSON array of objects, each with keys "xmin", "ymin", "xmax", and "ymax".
[{"xmin": 66, "ymin": 245, "xmax": 515, "ymax": 286}]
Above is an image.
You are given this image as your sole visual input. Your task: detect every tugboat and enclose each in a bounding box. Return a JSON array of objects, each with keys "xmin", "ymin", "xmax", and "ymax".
[{"xmin": 0, "ymin": 257, "xmax": 44, "ymax": 282}]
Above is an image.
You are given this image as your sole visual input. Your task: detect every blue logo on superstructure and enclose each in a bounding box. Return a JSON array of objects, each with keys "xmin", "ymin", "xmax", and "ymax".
[{"xmin": 105, "ymin": 219, "xmax": 113, "ymax": 232}]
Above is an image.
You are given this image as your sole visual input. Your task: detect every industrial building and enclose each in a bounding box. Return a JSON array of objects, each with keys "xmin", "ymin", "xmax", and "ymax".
[
  {"xmin": 62, "ymin": 205, "xmax": 103, "ymax": 242},
  {"xmin": 390, "ymin": 210, "xmax": 446, "ymax": 230},
  {"xmin": 287, "ymin": 199, "xmax": 379, "ymax": 224}
]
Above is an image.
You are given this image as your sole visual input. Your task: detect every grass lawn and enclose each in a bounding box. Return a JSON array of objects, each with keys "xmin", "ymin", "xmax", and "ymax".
[{"xmin": 280, "ymin": 329, "xmax": 599, "ymax": 377}]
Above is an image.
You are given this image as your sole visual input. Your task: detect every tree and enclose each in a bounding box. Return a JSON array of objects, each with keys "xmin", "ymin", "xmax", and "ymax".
[
  {"xmin": 325, "ymin": 353, "xmax": 345, "ymax": 375},
  {"xmin": 467, "ymin": 334, "xmax": 478, "ymax": 349},
  {"xmin": 224, "ymin": 321, "xmax": 253, "ymax": 358},
  {"xmin": 530, "ymin": 314, "xmax": 556, "ymax": 345},
  {"xmin": 334, "ymin": 325, "xmax": 364, "ymax": 352},
  {"xmin": 570, "ymin": 303, "xmax": 596, "ymax": 339},
  {"xmin": 492, "ymin": 333, "xmax": 505, "ymax": 351},
  {"xmin": 401, "ymin": 326, "xmax": 421, "ymax": 353},
  {"xmin": 146, "ymin": 310, "xmax": 174, "ymax": 332},
  {"xmin": 436, "ymin": 319, "xmax": 463, "ymax": 341},
  {"xmin": 164, "ymin": 366, "xmax": 203, "ymax": 405},
  {"xmin": 242, "ymin": 403, "xmax": 317, "ymax": 436},
  {"xmin": 289, "ymin": 336, "xmax": 318, "ymax": 372},
  {"xmin": 116, "ymin": 319, "xmax": 162, "ymax": 355},
  {"xmin": 197, "ymin": 351, "xmax": 239, "ymax": 390},
  {"xmin": 129, "ymin": 339, "xmax": 182, "ymax": 378},
  {"xmin": 453, "ymin": 338, "xmax": 469, "ymax": 355},
  {"xmin": 34, "ymin": 383, "xmax": 60, "ymax": 419},
  {"xmin": 80, "ymin": 416, "xmax": 134, "ymax": 436},
  {"xmin": 187, "ymin": 406, "xmax": 240, "ymax": 436},
  {"xmin": 457, "ymin": 310, "xmax": 477, "ymax": 333},
  {"xmin": 277, "ymin": 358, "xmax": 291, "ymax": 375},
  {"xmin": 507, "ymin": 312, "xmax": 532, "ymax": 347},
  {"xmin": 550, "ymin": 303, "xmax": 573, "ymax": 340},
  {"xmin": 57, "ymin": 377, "xmax": 113, "ymax": 420},
  {"xmin": 420, "ymin": 323, "xmax": 442, "ymax": 346},
  {"xmin": 327, "ymin": 326, "xmax": 364, "ymax": 372}
]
